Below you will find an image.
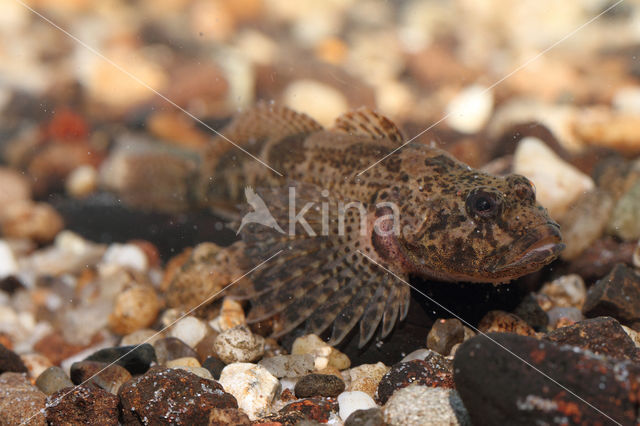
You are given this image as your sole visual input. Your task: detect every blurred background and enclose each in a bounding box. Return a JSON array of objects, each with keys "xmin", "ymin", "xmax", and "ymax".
[{"xmin": 0, "ymin": 0, "xmax": 639, "ymax": 259}]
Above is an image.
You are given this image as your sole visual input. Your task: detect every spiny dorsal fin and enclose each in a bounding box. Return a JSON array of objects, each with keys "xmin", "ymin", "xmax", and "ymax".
[{"xmin": 333, "ymin": 108, "xmax": 404, "ymax": 144}]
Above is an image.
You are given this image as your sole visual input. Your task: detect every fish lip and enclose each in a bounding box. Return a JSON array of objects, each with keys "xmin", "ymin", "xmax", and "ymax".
[{"xmin": 491, "ymin": 223, "xmax": 564, "ymax": 273}]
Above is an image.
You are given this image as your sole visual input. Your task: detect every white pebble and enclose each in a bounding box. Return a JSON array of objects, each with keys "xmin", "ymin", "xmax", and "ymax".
[
  {"xmin": 102, "ymin": 243, "xmax": 148, "ymax": 271},
  {"xmin": 513, "ymin": 137, "xmax": 594, "ymax": 220},
  {"xmin": 338, "ymin": 391, "xmax": 377, "ymax": 421},
  {"xmin": 169, "ymin": 316, "xmax": 208, "ymax": 348},
  {"xmin": 65, "ymin": 165, "xmax": 98, "ymax": 198},
  {"xmin": 446, "ymin": 84, "xmax": 494, "ymax": 134},
  {"xmin": 283, "ymin": 79, "xmax": 348, "ymax": 127},
  {"xmin": 0, "ymin": 240, "xmax": 18, "ymax": 279},
  {"xmin": 219, "ymin": 363, "xmax": 280, "ymax": 420}
]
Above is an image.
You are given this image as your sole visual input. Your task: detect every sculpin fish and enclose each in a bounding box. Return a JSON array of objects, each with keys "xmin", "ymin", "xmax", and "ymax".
[{"xmin": 182, "ymin": 104, "xmax": 564, "ymax": 347}]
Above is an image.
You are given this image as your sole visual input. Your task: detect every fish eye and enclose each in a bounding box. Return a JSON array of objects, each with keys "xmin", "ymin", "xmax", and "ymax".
[{"xmin": 466, "ymin": 189, "xmax": 501, "ymax": 218}]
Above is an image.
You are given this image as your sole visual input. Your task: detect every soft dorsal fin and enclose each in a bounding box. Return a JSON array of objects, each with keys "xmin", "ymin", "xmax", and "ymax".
[
  {"xmin": 222, "ymin": 102, "xmax": 324, "ymax": 147},
  {"xmin": 333, "ymin": 108, "xmax": 404, "ymax": 144}
]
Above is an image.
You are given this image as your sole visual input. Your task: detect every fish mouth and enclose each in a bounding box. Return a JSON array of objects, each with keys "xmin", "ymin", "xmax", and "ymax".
[{"xmin": 491, "ymin": 223, "xmax": 565, "ymax": 276}]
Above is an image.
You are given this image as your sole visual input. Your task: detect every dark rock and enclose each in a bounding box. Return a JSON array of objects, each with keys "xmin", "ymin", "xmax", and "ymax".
[
  {"xmin": 207, "ymin": 407, "xmax": 251, "ymax": 425},
  {"xmin": 376, "ymin": 355, "xmax": 454, "ymax": 405},
  {"xmin": 583, "ymin": 263, "xmax": 640, "ymax": 323},
  {"xmin": 118, "ymin": 367, "xmax": 237, "ymax": 425},
  {"xmin": 295, "ymin": 373, "xmax": 346, "ymax": 398},
  {"xmin": 85, "ymin": 343, "xmax": 156, "ymax": 375},
  {"xmin": 70, "ymin": 360, "xmax": 132, "ymax": 394},
  {"xmin": 35, "ymin": 366, "xmax": 74, "ymax": 395},
  {"xmin": 45, "ymin": 383, "xmax": 119, "ymax": 425},
  {"xmin": 426, "ymin": 318, "xmax": 465, "ymax": 355},
  {"xmin": 153, "ymin": 337, "xmax": 199, "ymax": 365},
  {"xmin": 0, "ymin": 372, "xmax": 46, "ymax": 425},
  {"xmin": 513, "ymin": 294, "xmax": 549, "ymax": 330},
  {"xmin": 0, "ymin": 343, "xmax": 27, "ymax": 374},
  {"xmin": 545, "ymin": 316, "xmax": 640, "ymax": 362},
  {"xmin": 345, "ymin": 407, "xmax": 385, "ymax": 426},
  {"xmin": 454, "ymin": 333, "xmax": 640, "ymax": 426},
  {"xmin": 202, "ymin": 355, "xmax": 226, "ymax": 380},
  {"xmin": 255, "ymin": 410, "xmax": 307, "ymax": 425},
  {"xmin": 278, "ymin": 397, "xmax": 338, "ymax": 423},
  {"xmin": 0, "ymin": 276, "xmax": 24, "ymax": 294}
]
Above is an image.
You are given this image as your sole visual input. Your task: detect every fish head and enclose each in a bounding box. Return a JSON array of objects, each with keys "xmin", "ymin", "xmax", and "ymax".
[{"xmin": 379, "ymin": 154, "xmax": 564, "ymax": 283}]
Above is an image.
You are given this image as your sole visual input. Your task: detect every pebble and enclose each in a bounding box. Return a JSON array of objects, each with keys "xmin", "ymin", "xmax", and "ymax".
[
  {"xmin": 118, "ymin": 367, "xmax": 237, "ymax": 424},
  {"xmin": 278, "ymin": 397, "xmax": 338, "ymax": 423},
  {"xmin": 283, "ymin": 79, "xmax": 349, "ymax": 126},
  {"xmin": 171, "ymin": 365, "xmax": 214, "ymax": 380},
  {"xmin": 119, "ymin": 328, "xmax": 161, "ymax": 346},
  {"xmin": 295, "ymin": 373, "xmax": 345, "ymax": 398},
  {"xmin": 345, "ymin": 407, "xmax": 385, "ymax": 426},
  {"xmin": 545, "ymin": 316, "xmax": 640, "ymax": 362},
  {"xmin": 291, "ymin": 333, "xmax": 351, "ymax": 370},
  {"xmin": 383, "ymin": 384, "xmax": 471, "ymax": 426},
  {"xmin": 512, "ymin": 294, "xmax": 548, "ymax": 330},
  {"xmin": 0, "ymin": 342, "xmax": 27, "ymax": 374},
  {"xmin": 477, "ymin": 310, "xmax": 535, "ymax": 336},
  {"xmin": 208, "ymin": 407, "xmax": 252, "ymax": 426},
  {"xmin": 0, "ymin": 201, "xmax": 64, "ymax": 243},
  {"xmin": 153, "ymin": 337, "xmax": 199, "ymax": 365},
  {"xmin": 583, "ymin": 263, "xmax": 640, "ymax": 323},
  {"xmin": 0, "ymin": 240, "xmax": 18, "ymax": 279},
  {"xmin": 69, "ymin": 360, "xmax": 132, "ymax": 394},
  {"xmin": 166, "ymin": 356, "xmax": 201, "ymax": 368},
  {"xmin": 0, "ymin": 167, "xmax": 31, "ymax": 212},
  {"xmin": 214, "ymin": 325, "xmax": 265, "ymax": 364},
  {"xmin": 168, "ymin": 315, "xmax": 209, "ymax": 349},
  {"xmin": 21, "ymin": 352, "xmax": 53, "ymax": 378},
  {"xmin": 259, "ymin": 353, "xmax": 315, "ymax": 378},
  {"xmin": 445, "ymin": 84, "xmax": 494, "ymax": 134},
  {"xmin": 0, "ymin": 372, "xmax": 46, "ymax": 425},
  {"xmin": 622, "ymin": 325, "xmax": 640, "ymax": 348},
  {"xmin": 194, "ymin": 329, "xmax": 220, "ymax": 360},
  {"xmin": 35, "ymin": 366, "xmax": 73, "ymax": 395},
  {"xmin": 203, "ymin": 355, "xmax": 226, "ymax": 380},
  {"xmin": 426, "ymin": 318, "xmax": 465, "ymax": 355},
  {"xmin": 454, "ymin": 333, "xmax": 640, "ymax": 425},
  {"xmin": 546, "ymin": 306, "xmax": 584, "ymax": 329},
  {"xmin": 108, "ymin": 284, "xmax": 160, "ymax": 335},
  {"xmin": 343, "ymin": 362, "xmax": 389, "ymax": 397},
  {"xmin": 65, "ymin": 165, "xmax": 98, "ymax": 198},
  {"xmin": 165, "ymin": 242, "xmax": 237, "ymax": 309},
  {"xmin": 558, "ymin": 189, "xmax": 614, "ymax": 260},
  {"xmin": 376, "ymin": 356, "xmax": 454, "ymax": 405},
  {"xmin": 608, "ymin": 179, "xmax": 640, "ymax": 240},
  {"xmin": 84, "ymin": 343, "xmax": 156, "ymax": 375},
  {"xmin": 218, "ymin": 362, "xmax": 280, "ymax": 420},
  {"xmin": 513, "ymin": 137, "xmax": 594, "ymax": 219},
  {"xmin": 102, "ymin": 243, "xmax": 148, "ymax": 272},
  {"xmin": 212, "ymin": 297, "xmax": 246, "ymax": 331},
  {"xmin": 45, "ymin": 384, "xmax": 119, "ymax": 425},
  {"xmin": 539, "ymin": 274, "xmax": 586, "ymax": 309},
  {"xmin": 338, "ymin": 390, "xmax": 378, "ymax": 421}
]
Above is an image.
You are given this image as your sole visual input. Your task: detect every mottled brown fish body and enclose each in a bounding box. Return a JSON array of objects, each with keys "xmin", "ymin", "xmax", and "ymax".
[{"xmin": 195, "ymin": 104, "xmax": 563, "ymax": 347}]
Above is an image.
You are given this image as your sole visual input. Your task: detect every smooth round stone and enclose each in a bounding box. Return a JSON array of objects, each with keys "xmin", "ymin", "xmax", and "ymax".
[
  {"xmin": 338, "ymin": 391, "xmax": 377, "ymax": 421},
  {"xmin": 84, "ymin": 343, "xmax": 156, "ymax": 375},
  {"xmin": 166, "ymin": 357, "xmax": 201, "ymax": 368},
  {"xmin": 259, "ymin": 354, "xmax": 315, "ymax": 378},
  {"xmin": 345, "ymin": 407, "xmax": 385, "ymax": 426},
  {"xmin": 170, "ymin": 366, "xmax": 213, "ymax": 380},
  {"xmin": 36, "ymin": 366, "xmax": 73, "ymax": 395},
  {"xmin": 70, "ymin": 360, "xmax": 132, "ymax": 394},
  {"xmin": 295, "ymin": 373, "xmax": 345, "ymax": 398},
  {"xmin": 168, "ymin": 316, "xmax": 208, "ymax": 348}
]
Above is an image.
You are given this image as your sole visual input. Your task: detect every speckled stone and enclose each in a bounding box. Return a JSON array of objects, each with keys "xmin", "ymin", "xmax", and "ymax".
[
  {"xmin": 118, "ymin": 367, "xmax": 237, "ymax": 425},
  {"xmin": 35, "ymin": 366, "xmax": 74, "ymax": 395},
  {"xmin": 383, "ymin": 384, "xmax": 471, "ymax": 426},
  {"xmin": 295, "ymin": 373, "xmax": 345, "ymax": 398},
  {"xmin": 45, "ymin": 384, "xmax": 119, "ymax": 425},
  {"xmin": 0, "ymin": 372, "xmax": 46, "ymax": 425}
]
